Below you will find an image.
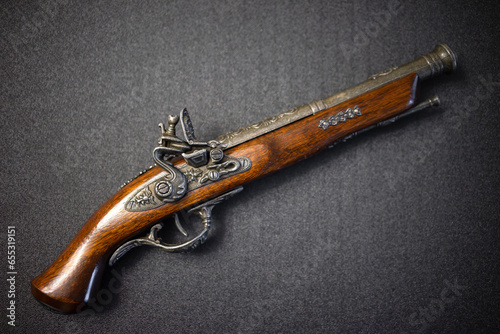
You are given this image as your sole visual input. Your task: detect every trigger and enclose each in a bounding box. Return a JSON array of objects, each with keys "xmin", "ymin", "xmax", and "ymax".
[{"xmin": 174, "ymin": 212, "xmax": 188, "ymax": 237}]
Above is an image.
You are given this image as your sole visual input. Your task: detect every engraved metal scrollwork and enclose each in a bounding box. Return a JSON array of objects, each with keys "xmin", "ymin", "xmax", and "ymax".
[
  {"xmin": 183, "ymin": 156, "xmax": 251, "ymax": 190},
  {"xmin": 216, "ymin": 107, "xmax": 300, "ymax": 144},
  {"xmin": 369, "ymin": 66, "xmax": 398, "ymax": 80},
  {"xmin": 318, "ymin": 106, "xmax": 362, "ymax": 130},
  {"xmin": 127, "ymin": 187, "xmax": 156, "ymax": 210}
]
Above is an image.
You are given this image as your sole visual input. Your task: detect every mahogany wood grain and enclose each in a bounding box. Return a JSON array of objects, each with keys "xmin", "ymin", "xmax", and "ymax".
[{"xmin": 32, "ymin": 73, "xmax": 418, "ymax": 313}]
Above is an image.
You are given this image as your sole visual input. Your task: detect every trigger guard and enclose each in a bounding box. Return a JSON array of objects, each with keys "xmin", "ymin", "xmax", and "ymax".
[
  {"xmin": 108, "ymin": 222, "xmax": 210, "ymax": 266},
  {"xmin": 109, "ymin": 186, "xmax": 243, "ymax": 266}
]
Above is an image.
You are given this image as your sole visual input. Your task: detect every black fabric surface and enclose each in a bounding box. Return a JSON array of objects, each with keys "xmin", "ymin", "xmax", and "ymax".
[{"xmin": 1, "ymin": 1, "xmax": 499, "ymax": 333}]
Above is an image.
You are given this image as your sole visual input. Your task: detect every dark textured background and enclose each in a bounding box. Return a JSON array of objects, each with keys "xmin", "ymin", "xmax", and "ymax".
[{"xmin": 1, "ymin": 1, "xmax": 499, "ymax": 333}]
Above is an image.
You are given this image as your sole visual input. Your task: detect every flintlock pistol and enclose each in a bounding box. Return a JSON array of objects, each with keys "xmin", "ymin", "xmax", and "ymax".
[{"xmin": 32, "ymin": 44, "xmax": 457, "ymax": 313}]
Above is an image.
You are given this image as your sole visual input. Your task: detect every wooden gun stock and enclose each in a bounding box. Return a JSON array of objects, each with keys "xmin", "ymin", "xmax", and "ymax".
[{"xmin": 32, "ymin": 44, "xmax": 457, "ymax": 313}]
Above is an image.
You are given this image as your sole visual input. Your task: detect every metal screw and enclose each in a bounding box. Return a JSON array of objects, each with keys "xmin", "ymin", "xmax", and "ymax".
[
  {"xmin": 210, "ymin": 148, "xmax": 224, "ymax": 163},
  {"xmin": 155, "ymin": 181, "xmax": 172, "ymax": 197},
  {"xmin": 208, "ymin": 170, "xmax": 220, "ymax": 181}
]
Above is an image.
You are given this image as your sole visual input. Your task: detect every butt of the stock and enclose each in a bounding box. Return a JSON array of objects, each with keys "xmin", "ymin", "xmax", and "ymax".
[
  {"xmin": 30, "ymin": 206, "xmax": 127, "ymax": 313},
  {"xmin": 31, "ymin": 259, "xmax": 106, "ymax": 314},
  {"xmin": 30, "ymin": 165, "xmax": 178, "ymax": 313}
]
